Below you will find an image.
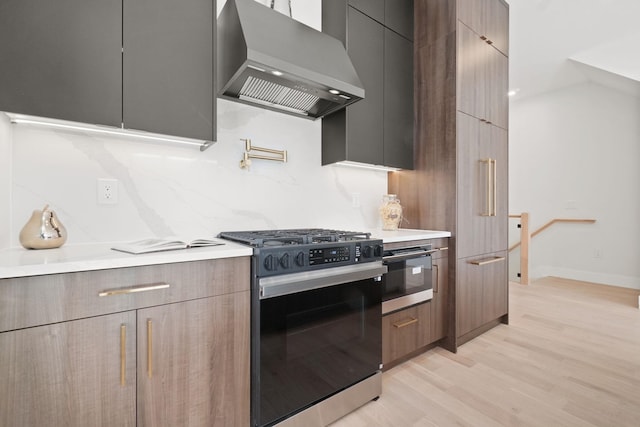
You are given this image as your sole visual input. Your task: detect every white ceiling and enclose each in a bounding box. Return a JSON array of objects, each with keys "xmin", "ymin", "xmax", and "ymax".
[{"xmin": 508, "ymin": 0, "xmax": 640, "ymax": 100}]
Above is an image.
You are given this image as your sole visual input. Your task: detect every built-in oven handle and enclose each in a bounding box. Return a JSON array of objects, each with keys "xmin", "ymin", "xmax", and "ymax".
[
  {"xmin": 258, "ymin": 262, "xmax": 388, "ymax": 299},
  {"xmin": 382, "ymin": 249, "xmax": 438, "ymax": 263}
]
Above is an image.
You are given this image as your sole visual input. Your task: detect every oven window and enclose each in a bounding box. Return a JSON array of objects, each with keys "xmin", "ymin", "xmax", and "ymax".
[
  {"xmin": 383, "ymin": 256, "xmax": 432, "ymax": 300},
  {"xmin": 258, "ymin": 278, "xmax": 381, "ymax": 426}
]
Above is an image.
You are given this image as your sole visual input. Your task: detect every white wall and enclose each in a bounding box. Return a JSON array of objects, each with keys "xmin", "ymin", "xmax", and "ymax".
[
  {"xmin": 0, "ymin": 0, "xmax": 389, "ymax": 249},
  {"xmin": 509, "ymin": 82, "xmax": 640, "ymax": 289}
]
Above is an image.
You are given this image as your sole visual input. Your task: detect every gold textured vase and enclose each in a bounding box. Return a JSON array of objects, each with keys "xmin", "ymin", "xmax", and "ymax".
[
  {"xmin": 19, "ymin": 204, "xmax": 67, "ymax": 249},
  {"xmin": 380, "ymin": 194, "xmax": 403, "ymax": 231}
]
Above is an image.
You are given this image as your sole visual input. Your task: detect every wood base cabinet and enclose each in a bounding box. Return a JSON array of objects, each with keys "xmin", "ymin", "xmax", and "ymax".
[
  {"xmin": 137, "ymin": 292, "xmax": 249, "ymax": 427},
  {"xmin": 382, "ymin": 302, "xmax": 431, "ymax": 365},
  {"xmin": 430, "ymin": 246, "xmax": 449, "ymax": 342},
  {"xmin": 0, "ymin": 258, "xmax": 250, "ymax": 427},
  {"xmin": 0, "ymin": 312, "xmax": 137, "ymax": 426},
  {"xmin": 456, "ymin": 251, "xmax": 508, "ymax": 339}
]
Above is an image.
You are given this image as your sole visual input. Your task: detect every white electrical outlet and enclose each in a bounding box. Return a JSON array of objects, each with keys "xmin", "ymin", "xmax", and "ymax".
[
  {"xmin": 97, "ymin": 178, "xmax": 119, "ymax": 204},
  {"xmin": 351, "ymin": 193, "xmax": 361, "ymax": 208}
]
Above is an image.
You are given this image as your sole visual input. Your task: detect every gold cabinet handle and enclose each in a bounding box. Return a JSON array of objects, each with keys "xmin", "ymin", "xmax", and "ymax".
[
  {"xmin": 98, "ymin": 282, "xmax": 170, "ymax": 297},
  {"xmin": 481, "ymin": 158, "xmax": 492, "ymax": 216},
  {"xmin": 433, "ymin": 263, "xmax": 439, "ymax": 293},
  {"xmin": 393, "ymin": 317, "xmax": 418, "ymax": 328},
  {"xmin": 481, "ymin": 158, "xmax": 497, "ymax": 217},
  {"xmin": 491, "ymin": 158, "xmax": 497, "ymax": 217},
  {"xmin": 120, "ymin": 324, "xmax": 126, "ymax": 386},
  {"xmin": 469, "ymin": 256, "xmax": 506, "ymax": 266},
  {"xmin": 438, "ymin": 246, "xmax": 449, "ymax": 251},
  {"xmin": 147, "ymin": 319, "xmax": 153, "ymax": 378}
]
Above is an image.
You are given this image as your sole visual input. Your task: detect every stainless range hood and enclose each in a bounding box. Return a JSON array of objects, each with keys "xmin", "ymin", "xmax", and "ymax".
[{"xmin": 218, "ymin": 0, "xmax": 364, "ymax": 119}]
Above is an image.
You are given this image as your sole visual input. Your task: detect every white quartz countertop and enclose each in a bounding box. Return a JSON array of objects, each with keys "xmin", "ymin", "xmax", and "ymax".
[
  {"xmin": 0, "ymin": 240, "xmax": 253, "ymax": 279},
  {"xmin": 369, "ymin": 228, "xmax": 451, "ymax": 244},
  {"xmin": 0, "ymin": 229, "xmax": 451, "ymax": 279}
]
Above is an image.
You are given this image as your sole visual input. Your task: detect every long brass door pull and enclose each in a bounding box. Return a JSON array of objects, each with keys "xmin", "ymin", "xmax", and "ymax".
[
  {"xmin": 481, "ymin": 158, "xmax": 497, "ymax": 217},
  {"xmin": 393, "ymin": 317, "xmax": 418, "ymax": 328},
  {"xmin": 469, "ymin": 256, "xmax": 506, "ymax": 266},
  {"xmin": 120, "ymin": 324, "xmax": 126, "ymax": 386},
  {"xmin": 147, "ymin": 319, "xmax": 153, "ymax": 378},
  {"xmin": 98, "ymin": 282, "xmax": 170, "ymax": 297}
]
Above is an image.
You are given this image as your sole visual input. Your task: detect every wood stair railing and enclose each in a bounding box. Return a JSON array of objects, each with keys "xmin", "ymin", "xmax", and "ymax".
[{"xmin": 508, "ymin": 215, "xmax": 596, "ymax": 285}]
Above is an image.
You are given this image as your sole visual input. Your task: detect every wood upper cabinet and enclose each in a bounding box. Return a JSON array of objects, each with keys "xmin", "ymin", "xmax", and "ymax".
[
  {"xmin": 457, "ymin": 22, "xmax": 508, "ymax": 129},
  {"xmin": 0, "ymin": 0, "xmax": 122, "ymax": 126},
  {"xmin": 456, "ymin": 112, "xmax": 508, "ymax": 259},
  {"xmin": 0, "ymin": 0, "xmax": 216, "ymax": 142},
  {"xmin": 123, "ymin": 0, "xmax": 215, "ymax": 141},
  {"xmin": 0, "ymin": 312, "xmax": 137, "ymax": 427},
  {"xmin": 137, "ymin": 292, "xmax": 249, "ymax": 427},
  {"xmin": 458, "ymin": 0, "xmax": 509, "ymax": 56}
]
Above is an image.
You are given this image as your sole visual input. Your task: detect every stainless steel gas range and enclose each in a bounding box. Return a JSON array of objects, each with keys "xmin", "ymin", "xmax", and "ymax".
[{"xmin": 218, "ymin": 229, "xmax": 387, "ymax": 427}]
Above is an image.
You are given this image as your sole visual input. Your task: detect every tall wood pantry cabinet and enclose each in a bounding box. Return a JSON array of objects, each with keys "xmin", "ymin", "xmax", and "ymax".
[
  {"xmin": 0, "ymin": 258, "xmax": 250, "ymax": 426},
  {"xmin": 389, "ymin": 0, "xmax": 509, "ymax": 351}
]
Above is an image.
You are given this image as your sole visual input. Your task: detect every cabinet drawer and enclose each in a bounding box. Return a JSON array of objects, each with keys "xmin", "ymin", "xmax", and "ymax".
[
  {"xmin": 382, "ymin": 302, "xmax": 431, "ymax": 365},
  {"xmin": 456, "ymin": 251, "xmax": 507, "ymax": 337},
  {"xmin": 0, "ymin": 257, "xmax": 250, "ymax": 333}
]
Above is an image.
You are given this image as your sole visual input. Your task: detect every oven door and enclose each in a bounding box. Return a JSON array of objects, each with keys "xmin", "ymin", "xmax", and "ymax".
[
  {"xmin": 255, "ymin": 262, "xmax": 386, "ymax": 427},
  {"xmin": 381, "ymin": 248, "xmax": 436, "ymax": 314}
]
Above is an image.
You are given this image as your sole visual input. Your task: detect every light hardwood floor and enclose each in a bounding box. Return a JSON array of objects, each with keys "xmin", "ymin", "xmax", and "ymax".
[{"xmin": 331, "ymin": 277, "xmax": 640, "ymax": 426}]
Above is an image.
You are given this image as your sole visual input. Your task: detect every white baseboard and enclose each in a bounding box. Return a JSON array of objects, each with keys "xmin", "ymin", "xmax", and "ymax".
[{"xmin": 531, "ymin": 266, "xmax": 640, "ymax": 290}]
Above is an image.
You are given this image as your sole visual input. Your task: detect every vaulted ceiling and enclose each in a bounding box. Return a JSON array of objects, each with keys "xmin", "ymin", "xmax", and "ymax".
[{"xmin": 508, "ymin": 0, "xmax": 640, "ymax": 100}]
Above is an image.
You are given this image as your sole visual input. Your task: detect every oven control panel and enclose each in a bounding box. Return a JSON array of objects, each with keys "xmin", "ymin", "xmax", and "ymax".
[
  {"xmin": 255, "ymin": 240, "xmax": 383, "ymax": 277},
  {"xmin": 309, "ymin": 246, "xmax": 351, "ymax": 265}
]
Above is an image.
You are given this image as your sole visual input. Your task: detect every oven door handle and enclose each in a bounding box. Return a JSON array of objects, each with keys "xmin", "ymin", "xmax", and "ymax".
[
  {"xmin": 258, "ymin": 262, "xmax": 388, "ymax": 299},
  {"xmin": 383, "ymin": 249, "xmax": 438, "ymax": 263}
]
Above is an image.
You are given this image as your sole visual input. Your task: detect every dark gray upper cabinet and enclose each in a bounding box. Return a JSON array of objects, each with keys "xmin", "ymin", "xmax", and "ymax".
[
  {"xmin": 123, "ymin": 0, "xmax": 214, "ymax": 141},
  {"xmin": 0, "ymin": 0, "xmax": 122, "ymax": 127},
  {"xmin": 384, "ymin": 29, "xmax": 414, "ymax": 169},
  {"xmin": 323, "ymin": 7, "xmax": 384, "ymax": 166},
  {"xmin": 0, "ymin": 0, "xmax": 215, "ymax": 143},
  {"xmin": 385, "ymin": 0, "xmax": 414, "ymax": 41},
  {"xmin": 348, "ymin": 0, "xmax": 414, "ymax": 41},
  {"xmin": 348, "ymin": 0, "xmax": 384, "ymax": 23},
  {"xmin": 322, "ymin": 1, "xmax": 414, "ymax": 169}
]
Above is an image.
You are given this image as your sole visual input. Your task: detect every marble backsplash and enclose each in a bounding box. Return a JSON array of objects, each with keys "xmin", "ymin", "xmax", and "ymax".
[
  {"xmin": 0, "ymin": 99, "xmax": 389, "ymax": 249},
  {"xmin": 0, "ymin": 0, "xmax": 393, "ymax": 250}
]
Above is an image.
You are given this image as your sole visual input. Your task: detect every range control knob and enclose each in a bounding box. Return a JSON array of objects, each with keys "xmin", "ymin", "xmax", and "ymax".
[
  {"xmin": 362, "ymin": 245, "xmax": 373, "ymax": 258},
  {"xmin": 279, "ymin": 253, "xmax": 291, "ymax": 269},
  {"xmin": 374, "ymin": 245, "xmax": 383, "ymax": 257},
  {"xmin": 295, "ymin": 251, "xmax": 305, "ymax": 267},
  {"xmin": 264, "ymin": 254, "xmax": 276, "ymax": 271}
]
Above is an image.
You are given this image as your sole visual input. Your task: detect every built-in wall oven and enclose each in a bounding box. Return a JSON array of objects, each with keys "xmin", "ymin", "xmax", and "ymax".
[
  {"xmin": 381, "ymin": 244, "xmax": 437, "ymax": 314},
  {"xmin": 219, "ymin": 229, "xmax": 387, "ymax": 427}
]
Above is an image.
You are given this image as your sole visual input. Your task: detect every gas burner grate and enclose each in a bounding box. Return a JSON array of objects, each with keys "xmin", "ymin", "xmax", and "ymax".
[{"xmin": 218, "ymin": 228, "xmax": 371, "ymax": 248}]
